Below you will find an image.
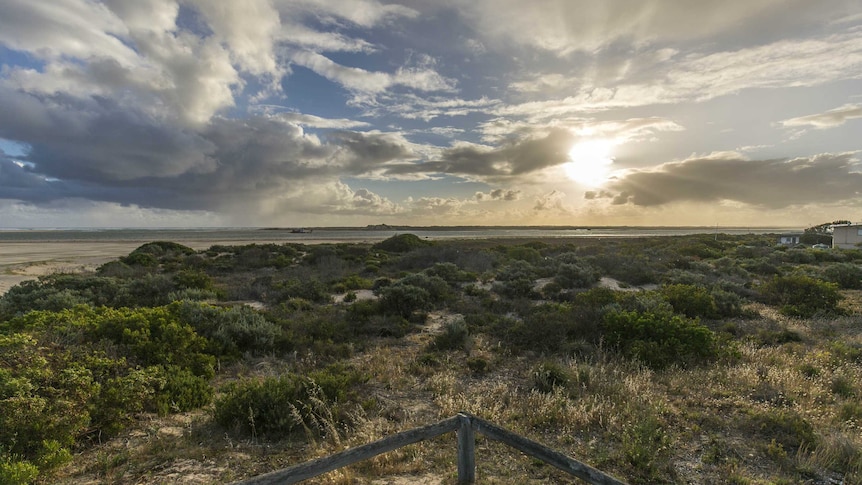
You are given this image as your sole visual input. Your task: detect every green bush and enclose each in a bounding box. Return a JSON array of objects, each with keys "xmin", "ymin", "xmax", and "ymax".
[
  {"xmin": 758, "ymin": 275, "xmax": 844, "ymax": 317},
  {"xmin": 823, "ymin": 263, "xmax": 862, "ymax": 289},
  {"xmin": 373, "ymin": 234, "xmax": 431, "ymax": 253},
  {"xmin": 397, "ymin": 273, "xmax": 450, "ymax": 303},
  {"xmin": 506, "ymin": 246, "xmax": 542, "ymax": 263},
  {"xmin": 0, "ymin": 453, "xmax": 39, "ymax": 485},
  {"xmin": 173, "ymin": 302, "xmax": 281, "ymax": 356},
  {"xmin": 660, "ymin": 284, "xmax": 717, "ymax": 318},
  {"xmin": 425, "ymin": 262, "xmax": 477, "ymax": 285},
  {"xmin": 710, "ymin": 287, "xmax": 744, "ymax": 317},
  {"xmin": 214, "ymin": 364, "xmax": 365, "ymax": 439},
  {"xmin": 379, "ymin": 283, "xmax": 431, "ymax": 318},
  {"xmin": 428, "ymin": 319, "xmax": 471, "ymax": 352},
  {"xmin": 532, "ymin": 361, "xmax": 570, "ymax": 393},
  {"xmin": 554, "ymin": 262, "xmax": 600, "ymax": 289},
  {"xmin": 172, "ymin": 269, "xmax": 214, "ymax": 290},
  {"xmin": 120, "ymin": 252, "xmax": 159, "ymax": 267},
  {"xmin": 603, "ymin": 310, "xmax": 719, "ymax": 369},
  {"xmin": 747, "ymin": 409, "xmax": 817, "ymax": 452}
]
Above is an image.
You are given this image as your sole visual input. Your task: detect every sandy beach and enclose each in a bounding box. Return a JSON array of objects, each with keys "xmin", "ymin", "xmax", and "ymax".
[
  {"xmin": 0, "ymin": 238, "xmax": 330, "ymax": 295},
  {"xmin": 1, "ymin": 242, "xmax": 136, "ymax": 295}
]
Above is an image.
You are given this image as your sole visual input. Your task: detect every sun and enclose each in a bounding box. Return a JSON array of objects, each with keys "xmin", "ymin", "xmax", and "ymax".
[{"xmin": 564, "ymin": 139, "xmax": 615, "ymax": 186}]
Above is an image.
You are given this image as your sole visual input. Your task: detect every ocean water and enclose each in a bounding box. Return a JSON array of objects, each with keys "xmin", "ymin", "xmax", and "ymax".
[{"xmin": 0, "ymin": 226, "xmax": 797, "ymax": 245}]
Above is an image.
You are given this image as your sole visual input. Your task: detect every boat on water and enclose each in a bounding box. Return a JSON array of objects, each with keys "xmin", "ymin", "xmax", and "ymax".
[{"xmin": 290, "ymin": 228, "xmax": 313, "ymax": 233}]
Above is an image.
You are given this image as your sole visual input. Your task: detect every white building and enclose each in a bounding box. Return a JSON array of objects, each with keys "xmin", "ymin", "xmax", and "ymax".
[{"xmin": 832, "ymin": 223, "xmax": 862, "ymax": 249}]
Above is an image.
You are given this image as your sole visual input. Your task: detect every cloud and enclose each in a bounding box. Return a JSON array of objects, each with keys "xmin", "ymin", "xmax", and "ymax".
[
  {"xmin": 780, "ymin": 104, "xmax": 862, "ymax": 129},
  {"xmin": 496, "ymin": 29, "xmax": 862, "ymax": 116},
  {"xmin": 0, "ymin": 0, "xmax": 136, "ymax": 63},
  {"xmin": 269, "ymin": 181, "xmax": 401, "ymax": 216},
  {"xmin": 187, "ymin": 0, "xmax": 283, "ymax": 77},
  {"xmin": 290, "ymin": 50, "xmax": 455, "ymax": 94},
  {"xmin": 364, "ymin": 94, "xmax": 499, "ymax": 121},
  {"xmin": 533, "ymin": 190, "xmax": 571, "ymax": 214},
  {"xmin": 0, "ymin": 84, "xmax": 426, "ymax": 219},
  {"xmin": 286, "ymin": 0, "xmax": 418, "ymax": 29},
  {"xmin": 475, "ymin": 189, "xmax": 522, "ymax": 201},
  {"xmin": 383, "ymin": 128, "xmax": 574, "ymax": 181},
  {"xmin": 594, "ymin": 152, "xmax": 862, "ymax": 209},
  {"xmin": 251, "ymin": 107, "xmax": 372, "ymax": 129},
  {"xmin": 455, "ymin": 0, "xmax": 855, "ymax": 55},
  {"xmin": 1, "ymin": 1, "xmax": 243, "ymax": 127}
]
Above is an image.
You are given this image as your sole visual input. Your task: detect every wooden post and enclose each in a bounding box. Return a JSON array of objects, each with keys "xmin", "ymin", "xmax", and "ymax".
[{"xmin": 457, "ymin": 413, "xmax": 476, "ymax": 484}]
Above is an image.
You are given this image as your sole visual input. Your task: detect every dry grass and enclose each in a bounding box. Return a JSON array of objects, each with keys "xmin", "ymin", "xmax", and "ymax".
[{"xmin": 47, "ymin": 291, "xmax": 862, "ymax": 485}]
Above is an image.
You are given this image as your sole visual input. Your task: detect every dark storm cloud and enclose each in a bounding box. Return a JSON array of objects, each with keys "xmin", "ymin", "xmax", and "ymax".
[
  {"xmin": 0, "ymin": 88, "xmax": 216, "ymax": 182},
  {"xmin": 383, "ymin": 128, "xmax": 573, "ymax": 179},
  {"xmin": 595, "ymin": 153, "xmax": 862, "ymax": 208},
  {"xmin": 326, "ymin": 131, "xmax": 416, "ymax": 170},
  {"xmin": 0, "ymin": 86, "xmax": 421, "ymax": 211}
]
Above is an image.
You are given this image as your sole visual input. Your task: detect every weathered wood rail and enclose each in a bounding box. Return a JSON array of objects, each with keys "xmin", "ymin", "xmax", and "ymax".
[{"xmin": 232, "ymin": 412, "xmax": 627, "ymax": 485}]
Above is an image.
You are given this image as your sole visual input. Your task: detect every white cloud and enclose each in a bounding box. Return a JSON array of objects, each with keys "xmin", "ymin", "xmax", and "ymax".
[
  {"xmin": 282, "ymin": 0, "xmax": 418, "ymax": 29},
  {"xmin": 781, "ymin": 103, "xmax": 862, "ymax": 129},
  {"xmin": 0, "ymin": 0, "xmax": 136, "ymax": 63},
  {"xmin": 455, "ymin": 0, "xmax": 851, "ymax": 55},
  {"xmin": 290, "ymin": 50, "xmax": 455, "ymax": 94},
  {"xmin": 188, "ymin": 0, "xmax": 282, "ymax": 77},
  {"xmin": 533, "ymin": 190, "xmax": 572, "ymax": 215},
  {"xmin": 496, "ymin": 29, "xmax": 862, "ymax": 118},
  {"xmin": 475, "ymin": 189, "xmax": 521, "ymax": 201}
]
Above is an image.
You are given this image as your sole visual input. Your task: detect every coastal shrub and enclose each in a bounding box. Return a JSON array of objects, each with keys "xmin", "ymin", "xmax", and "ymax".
[
  {"xmin": 532, "ymin": 361, "xmax": 570, "ymax": 393},
  {"xmin": 823, "ymin": 263, "xmax": 862, "ymax": 289},
  {"xmin": 747, "ymin": 409, "xmax": 817, "ymax": 452},
  {"xmin": 345, "ymin": 299, "xmax": 413, "ymax": 337},
  {"xmin": 168, "ymin": 288, "xmax": 218, "ymax": 302},
  {"xmin": 425, "ymin": 262, "xmax": 477, "ymax": 285},
  {"xmin": 373, "ymin": 233, "xmax": 430, "ymax": 253},
  {"xmin": 130, "ymin": 241, "xmax": 195, "ymax": 258},
  {"xmin": 497, "ymin": 303, "xmax": 585, "ymax": 352},
  {"xmin": 506, "ymin": 246, "xmax": 542, "ymax": 263},
  {"xmin": 0, "ymin": 455, "xmax": 39, "ymax": 485},
  {"xmin": 554, "ymin": 261, "xmax": 601, "ymax": 289},
  {"xmin": 214, "ymin": 364, "xmax": 365, "ymax": 439},
  {"xmin": 152, "ymin": 366, "xmax": 213, "ymax": 415},
  {"xmin": 378, "ymin": 283, "xmax": 431, "ymax": 318},
  {"xmin": 120, "ymin": 252, "xmax": 159, "ymax": 267},
  {"xmin": 758, "ymin": 275, "xmax": 844, "ymax": 317},
  {"xmin": 591, "ymin": 254, "xmax": 659, "ymax": 286},
  {"xmin": 339, "ymin": 274, "xmax": 371, "ymax": 290},
  {"xmin": 492, "ymin": 260, "xmax": 537, "ymax": 299},
  {"xmin": 172, "ymin": 269, "xmax": 214, "ymax": 290},
  {"xmin": 173, "ymin": 301, "xmax": 281, "ymax": 356},
  {"xmin": 114, "ymin": 273, "xmax": 176, "ymax": 307},
  {"xmin": 428, "ymin": 319, "xmax": 470, "ymax": 352},
  {"xmin": 710, "ymin": 287, "xmax": 744, "ymax": 317},
  {"xmin": 0, "ymin": 276, "xmax": 125, "ymax": 318},
  {"xmin": 397, "ymin": 273, "xmax": 450, "ymax": 303},
  {"xmin": 275, "ymin": 278, "xmax": 330, "ymax": 304},
  {"xmin": 0, "ymin": 305, "xmax": 220, "ymax": 475},
  {"xmin": 603, "ymin": 310, "xmax": 719, "ymax": 369},
  {"xmin": 660, "ymin": 284, "xmax": 717, "ymax": 319}
]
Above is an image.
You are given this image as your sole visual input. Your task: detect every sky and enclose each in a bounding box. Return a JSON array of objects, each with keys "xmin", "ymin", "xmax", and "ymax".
[{"xmin": 1, "ymin": 0, "xmax": 862, "ymax": 228}]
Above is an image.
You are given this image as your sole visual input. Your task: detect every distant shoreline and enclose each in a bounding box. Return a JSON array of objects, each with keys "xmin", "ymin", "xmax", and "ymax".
[{"xmin": 2, "ymin": 225, "xmax": 796, "ymax": 232}]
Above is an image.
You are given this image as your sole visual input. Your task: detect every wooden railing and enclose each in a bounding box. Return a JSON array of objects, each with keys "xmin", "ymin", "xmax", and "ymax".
[{"xmin": 232, "ymin": 412, "xmax": 627, "ymax": 485}]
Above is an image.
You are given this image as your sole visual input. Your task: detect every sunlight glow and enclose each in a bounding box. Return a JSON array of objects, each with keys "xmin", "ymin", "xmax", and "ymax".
[{"xmin": 564, "ymin": 139, "xmax": 615, "ymax": 186}]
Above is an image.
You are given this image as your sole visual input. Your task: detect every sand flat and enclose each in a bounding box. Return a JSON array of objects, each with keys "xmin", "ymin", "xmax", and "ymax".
[
  {"xmin": 0, "ymin": 242, "xmax": 147, "ymax": 295},
  {"xmin": 0, "ymin": 237, "xmax": 365, "ymax": 295}
]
